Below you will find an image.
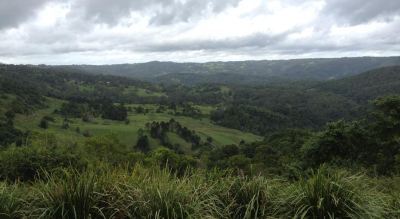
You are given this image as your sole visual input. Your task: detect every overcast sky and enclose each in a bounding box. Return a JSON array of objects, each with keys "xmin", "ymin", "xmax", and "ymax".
[{"xmin": 0, "ymin": 0, "xmax": 399, "ymax": 64}]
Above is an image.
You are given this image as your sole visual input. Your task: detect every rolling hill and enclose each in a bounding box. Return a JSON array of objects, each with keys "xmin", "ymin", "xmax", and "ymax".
[
  {"xmin": 318, "ymin": 65, "xmax": 400, "ymax": 103},
  {"xmin": 57, "ymin": 56, "xmax": 400, "ymax": 85}
]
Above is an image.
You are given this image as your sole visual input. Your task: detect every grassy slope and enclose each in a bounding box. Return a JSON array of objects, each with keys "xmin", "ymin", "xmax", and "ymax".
[
  {"xmin": 14, "ymin": 98, "xmax": 261, "ymax": 148},
  {"xmin": 123, "ymin": 87, "xmax": 166, "ymax": 97}
]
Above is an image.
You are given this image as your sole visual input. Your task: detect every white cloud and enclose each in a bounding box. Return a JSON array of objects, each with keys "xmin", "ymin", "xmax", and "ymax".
[{"xmin": 0, "ymin": 0, "xmax": 399, "ymax": 64}]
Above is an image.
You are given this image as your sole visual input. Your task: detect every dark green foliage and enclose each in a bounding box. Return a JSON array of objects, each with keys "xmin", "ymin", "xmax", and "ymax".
[
  {"xmin": 372, "ymin": 95, "xmax": 400, "ymax": 138},
  {"xmin": 302, "ymin": 120, "xmax": 370, "ymax": 167},
  {"xmin": 4, "ymin": 110, "xmax": 15, "ymax": 121},
  {"xmin": 211, "ymin": 105, "xmax": 289, "ymax": 134},
  {"xmin": 321, "ymin": 66, "xmax": 400, "ymax": 103},
  {"xmin": 0, "ymin": 121, "xmax": 23, "ymax": 147},
  {"xmin": 82, "ymin": 130, "xmax": 91, "ymax": 137},
  {"xmin": 59, "ymin": 101, "xmax": 87, "ymax": 117},
  {"xmin": 134, "ymin": 106, "xmax": 145, "ymax": 113},
  {"xmin": 101, "ymin": 102, "xmax": 128, "ymax": 121},
  {"xmin": 175, "ymin": 103, "xmax": 201, "ymax": 117},
  {"xmin": 135, "ymin": 133, "xmax": 150, "ymax": 153},
  {"xmin": 0, "ymin": 109, "xmax": 25, "ymax": 147},
  {"xmin": 0, "ymin": 64, "xmax": 165, "ymax": 107},
  {"xmin": 150, "ymin": 148, "xmax": 198, "ymax": 174},
  {"xmin": 0, "ymin": 146, "xmax": 85, "ymax": 181},
  {"xmin": 42, "ymin": 115, "xmax": 55, "ymax": 122},
  {"xmin": 82, "ymin": 134, "xmax": 145, "ymax": 166},
  {"xmin": 59, "ymin": 100, "xmax": 128, "ymax": 121},
  {"xmin": 302, "ymin": 95, "xmax": 400, "ymax": 175},
  {"xmin": 148, "ymin": 119, "xmax": 202, "ymax": 149},
  {"xmin": 39, "ymin": 118, "xmax": 48, "ymax": 129}
]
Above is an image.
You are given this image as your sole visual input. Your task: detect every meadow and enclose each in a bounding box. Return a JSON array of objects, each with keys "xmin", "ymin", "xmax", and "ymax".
[{"xmin": 13, "ymin": 98, "xmax": 261, "ymax": 149}]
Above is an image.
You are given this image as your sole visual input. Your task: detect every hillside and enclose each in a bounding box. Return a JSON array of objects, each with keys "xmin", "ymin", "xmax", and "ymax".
[
  {"xmin": 58, "ymin": 56, "xmax": 400, "ymax": 85},
  {"xmin": 318, "ymin": 65, "xmax": 400, "ymax": 103},
  {"xmin": 1, "ymin": 63, "xmax": 400, "ymax": 218},
  {"xmin": 3, "ymin": 64, "xmax": 400, "ymax": 137},
  {"xmin": 13, "ymin": 98, "xmax": 261, "ymax": 149},
  {"xmin": 0, "ymin": 64, "xmax": 261, "ymax": 150}
]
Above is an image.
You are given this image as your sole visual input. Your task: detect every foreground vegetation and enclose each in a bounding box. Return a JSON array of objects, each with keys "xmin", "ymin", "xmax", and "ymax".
[{"xmin": 0, "ymin": 164, "xmax": 399, "ymax": 219}]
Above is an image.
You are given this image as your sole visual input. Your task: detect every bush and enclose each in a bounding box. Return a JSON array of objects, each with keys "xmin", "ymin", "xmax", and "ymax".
[
  {"xmin": 0, "ymin": 146, "xmax": 86, "ymax": 181},
  {"xmin": 39, "ymin": 118, "xmax": 48, "ymax": 129},
  {"xmin": 150, "ymin": 148, "xmax": 198, "ymax": 175}
]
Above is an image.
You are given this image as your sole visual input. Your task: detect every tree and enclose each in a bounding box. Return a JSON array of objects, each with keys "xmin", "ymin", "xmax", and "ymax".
[
  {"xmin": 39, "ymin": 118, "xmax": 48, "ymax": 129},
  {"xmin": 136, "ymin": 135, "xmax": 150, "ymax": 153},
  {"xmin": 301, "ymin": 120, "xmax": 369, "ymax": 168},
  {"xmin": 372, "ymin": 95, "xmax": 400, "ymax": 138}
]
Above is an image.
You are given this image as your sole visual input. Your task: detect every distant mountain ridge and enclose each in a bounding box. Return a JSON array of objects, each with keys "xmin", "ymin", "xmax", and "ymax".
[{"xmin": 54, "ymin": 56, "xmax": 400, "ymax": 85}]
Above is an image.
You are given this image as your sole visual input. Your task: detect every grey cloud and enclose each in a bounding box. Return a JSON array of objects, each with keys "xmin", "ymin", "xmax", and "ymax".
[
  {"xmin": 135, "ymin": 32, "xmax": 294, "ymax": 52},
  {"xmin": 74, "ymin": 0, "xmax": 241, "ymax": 25},
  {"xmin": 0, "ymin": 0, "xmax": 50, "ymax": 29},
  {"xmin": 149, "ymin": 0, "xmax": 241, "ymax": 25},
  {"xmin": 1, "ymin": 0, "xmax": 400, "ymax": 64},
  {"xmin": 323, "ymin": 0, "xmax": 400, "ymax": 25}
]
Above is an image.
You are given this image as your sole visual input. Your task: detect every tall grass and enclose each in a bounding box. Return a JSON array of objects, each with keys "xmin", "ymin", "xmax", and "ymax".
[
  {"xmin": 279, "ymin": 166, "xmax": 386, "ymax": 218},
  {"xmin": 213, "ymin": 175, "xmax": 277, "ymax": 219},
  {"xmin": 32, "ymin": 170, "xmax": 102, "ymax": 219},
  {"xmin": 0, "ymin": 165, "xmax": 397, "ymax": 219},
  {"xmin": 0, "ymin": 183, "xmax": 24, "ymax": 219},
  {"xmin": 384, "ymin": 192, "xmax": 400, "ymax": 218}
]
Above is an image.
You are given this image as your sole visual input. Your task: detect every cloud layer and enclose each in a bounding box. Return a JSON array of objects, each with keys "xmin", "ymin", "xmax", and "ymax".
[{"xmin": 0, "ymin": 0, "xmax": 399, "ymax": 64}]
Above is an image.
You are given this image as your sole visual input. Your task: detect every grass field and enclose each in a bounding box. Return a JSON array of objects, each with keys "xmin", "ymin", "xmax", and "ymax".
[
  {"xmin": 14, "ymin": 97, "xmax": 262, "ymax": 148},
  {"xmin": 123, "ymin": 87, "xmax": 166, "ymax": 97}
]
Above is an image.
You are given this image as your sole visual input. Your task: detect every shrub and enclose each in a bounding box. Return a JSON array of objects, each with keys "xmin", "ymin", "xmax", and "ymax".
[
  {"xmin": 150, "ymin": 148, "xmax": 198, "ymax": 175},
  {"xmin": 39, "ymin": 118, "xmax": 48, "ymax": 129},
  {"xmin": 0, "ymin": 146, "xmax": 86, "ymax": 181},
  {"xmin": 279, "ymin": 166, "xmax": 385, "ymax": 218}
]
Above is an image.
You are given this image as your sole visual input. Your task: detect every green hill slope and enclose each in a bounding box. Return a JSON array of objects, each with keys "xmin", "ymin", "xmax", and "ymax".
[
  {"xmin": 59, "ymin": 56, "xmax": 400, "ymax": 85},
  {"xmin": 319, "ymin": 65, "xmax": 400, "ymax": 103},
  {"xmin": 13, "ymin": 98, "xmax": 261, "ymax": 149}
]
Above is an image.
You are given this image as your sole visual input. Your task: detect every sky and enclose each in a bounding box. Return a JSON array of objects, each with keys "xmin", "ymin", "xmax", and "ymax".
[{"xmin": 0, "ymin": 0, "xmax": 399, "ymax": 64}]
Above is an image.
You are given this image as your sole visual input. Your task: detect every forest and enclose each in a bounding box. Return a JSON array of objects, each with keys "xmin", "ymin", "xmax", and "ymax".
[{"xmin": 0, "ymin": 62, "xmax": 400, "ymax": 218}]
